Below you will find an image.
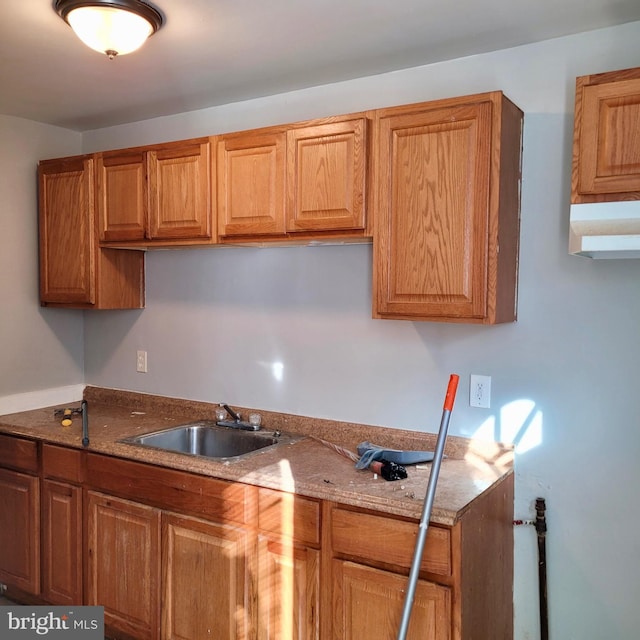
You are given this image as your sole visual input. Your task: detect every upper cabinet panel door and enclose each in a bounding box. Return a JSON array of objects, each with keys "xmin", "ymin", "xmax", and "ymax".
[
  {"xmin": 38, "ymin": 156, "xmax": 96, "ymax": 305},
  {"xmin": 573, "ymin": 68, "xmax": 640, "ymax": 200},
  {"xmin": 286, "ymin": 119, "xmax": 367, "ymax": 232},
  {"xmin": 374, "ymin": 101, "xmax": 492, "ymax": 320},
  {"xmin": 148, "ymin": 140, "xmax": 212, "ymax": 240},
  {"xmin": 97, "ymin": 150, "xmax": 147, "ymax": 242},
  {"xmin": 217, "ymin": 131, "xmax": 287, "ymax": 237},
  {"xmin": 374, "ymin": 92, "xmax": 523, "ymax": 324}
]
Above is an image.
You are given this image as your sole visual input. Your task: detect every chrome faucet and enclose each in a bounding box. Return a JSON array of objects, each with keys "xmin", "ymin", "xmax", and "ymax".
[{"xmin": 216, "ymin": 404, "xmax": 261, "ymax": 431}]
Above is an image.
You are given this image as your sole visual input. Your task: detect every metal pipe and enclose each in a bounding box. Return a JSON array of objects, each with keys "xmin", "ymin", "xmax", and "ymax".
[
  {"xmin": 81, "ymin": 399, "xmax": 89, "ymax": 447},
  {"xmin": 397, "ymin": 374, "xmax": 459, "ymax": 640},
  {"xmin": 535, "ymin": 498, "xmax": 548, "ymax": 640}
]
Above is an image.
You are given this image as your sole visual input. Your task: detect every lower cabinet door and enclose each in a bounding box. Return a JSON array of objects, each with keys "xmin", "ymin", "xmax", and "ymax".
[
  {"xmin": 0, "ymin": 468, "xmax": 40, "ymax": 595},
  {"xmin": 41, "ymin": 479, "xmax": 82, "ymax": 605},
  {"xmin": 256, "ymin": 535, "xmax": 320, "ymax": 640},
  {"xmin": 332, "ymin": 560, "xmax": 451, "ymax": 640},
  {"xmin": 161, "ymin": 512, "xmax": 253, "ymax": 640},
  {"xmin": 86, "ymin": 491, "xmax": 161, "ymax": 639}
]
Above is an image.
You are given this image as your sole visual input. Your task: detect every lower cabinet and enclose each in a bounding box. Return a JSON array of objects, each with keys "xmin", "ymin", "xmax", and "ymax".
[
  {"xmin": 256, "ymin": 535, "xmax": 320, "ymax": 640},
  {"xmin": 0, "ymin": 439, "xmax": 512, "ymax": 640},
  {"xmin": 162, "ymin": 513, "xmax": 252, "ymax": 640},
  {"xmin": 332, "ymin": 560, "xmax": 451, "ymax": 640},
  {"xmin": 0, "ymin": 434, "xmax": 40, "ymax": 598},
  {"xmin": 0, "ymin": 468, "xmax": 40, "ymax": 595},
  {"xmin": 41, "ymin": 479, "xmax": 82, "ymax": 605},
  {"xmin": 86, "ymin": 491, "xmax": 161, "ymax": 639}
]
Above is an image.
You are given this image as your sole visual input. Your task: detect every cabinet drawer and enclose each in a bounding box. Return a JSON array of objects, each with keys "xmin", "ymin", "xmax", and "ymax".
[
  {"xmin": 42, "ymin": 444, "xmax": 84, "ymax": 483},
  {"xmin": 85, "ymin": 452, "xmax": 250, "ymax": 524},
  {"xmin": 0, "ymin": 434, "xmax": 38, "ymax": 473},
  {"xmin": 258, "ymin": 488, "xmax": 320, "ymax": 546},
  {"xmin": 331, "ymin": 507, "xmax": 451, "ymax": 577}
]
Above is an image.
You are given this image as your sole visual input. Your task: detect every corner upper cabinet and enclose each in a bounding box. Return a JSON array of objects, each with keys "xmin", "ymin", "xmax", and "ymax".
[
  {"xmin": 572, "ymin": 66, "xmax": 640, "ymax": 203},
  {"xmin": 97, "ymin": 138, "xmax": 213, "ymax": 245},
  {"xmin": 38, "ymin": 155, "xmax": 145, "ymax": 309},
  {"xmin": 372, "ymin": 92, "xmax": 523, "ymax": 323}
]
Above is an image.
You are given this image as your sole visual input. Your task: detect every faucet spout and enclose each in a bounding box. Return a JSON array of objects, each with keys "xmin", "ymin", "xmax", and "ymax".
[
  {"xmin": 217, "ymin": 404, "xmax": 260, "ymax": 431},
  {"xmin": 222, "ymin": 403, "xmax": 242, "ymax": 422}
]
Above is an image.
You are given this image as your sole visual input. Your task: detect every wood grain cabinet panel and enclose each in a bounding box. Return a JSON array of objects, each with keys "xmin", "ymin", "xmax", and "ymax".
[
  {"xmin": 41, "ymin": 479, "xmax": 82, "ymax": 605},
  {"xmin": 0, "ymin": 468, "xmax": 40, "ymax": 595},
  {"xmin": 86, "ymin": 491, "xmax": 161, "ymax": 640},
  {"xmin": 572, "ymin": 66, "xmax": 640, "ymax": 202},
  {"xmin": 217, "ymin": 130, "xmax": 287, "ymax": 237},
  {"xmin": 332, "ymin": 560, "xmax": 451, "ymax": 640},
  {"xmin": 256, "ymin": 535, "xmax": 320, "ymax": 640},
  {"xmin": 38, "ymin": 155, "xmax": 96, "ymax": 305},
  {"xmin": 97, "ymin": 150, "xmax": 147, "ymax": 241},
  {"xmin": 162, "ymin": 512, "xmax": 252, "ymax": 640},
  {"xmin": 373, "ymin": 92, "xmax": 523, "ymax": 323},
  {"xmin": 286, "ymin": 118, "xmax": 367, "ymax": 233}
]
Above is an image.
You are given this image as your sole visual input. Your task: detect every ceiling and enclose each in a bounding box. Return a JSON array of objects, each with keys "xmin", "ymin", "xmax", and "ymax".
[{"xmin": 2, "ymin": 0, "xmax": 640, "ymax": 132}]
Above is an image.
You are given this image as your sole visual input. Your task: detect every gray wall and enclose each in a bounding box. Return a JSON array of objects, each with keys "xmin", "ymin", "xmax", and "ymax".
[
  {"xmin": 2, "ymin": 20, "xmax": 639, "ymax": 640},
  {"xmin": 0, "ymin": 116, "xmax": 84, "ymax": 411}
]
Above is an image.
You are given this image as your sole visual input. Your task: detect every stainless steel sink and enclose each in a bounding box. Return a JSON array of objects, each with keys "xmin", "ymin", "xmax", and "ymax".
[{"xmin": 121, "ymin": 420, "xmax": 300, "ymax": 460}]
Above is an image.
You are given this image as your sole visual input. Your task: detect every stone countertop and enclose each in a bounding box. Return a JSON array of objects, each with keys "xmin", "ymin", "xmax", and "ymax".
[{"xmin": 0, "ymin": 387, "xmax": 513, "ymax": 525}]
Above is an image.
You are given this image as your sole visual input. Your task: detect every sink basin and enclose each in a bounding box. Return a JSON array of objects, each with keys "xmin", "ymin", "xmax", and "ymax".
[{"xmin": 121, "ymin": 420, "xmax": 300, "ymax": 460}]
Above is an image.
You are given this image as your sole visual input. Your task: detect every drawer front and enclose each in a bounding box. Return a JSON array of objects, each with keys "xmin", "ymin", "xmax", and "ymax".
[
  {"xmin": 85, "ymin": 452, "xmax": 250, "ymax": 525},
  {"xmin": 42, "ymin": 444, "xmax": 84, "ymax": 483},
  {"xmin": 0, "ymin": 434, "xmax": 38, "ymax": 473},
  {"xmin": 258, "ymin": 487, "xmax": 320, "ymax": 546},
  {"xmin": 331, "ymin": 507, "xmax": 451, "ymax": 577}
]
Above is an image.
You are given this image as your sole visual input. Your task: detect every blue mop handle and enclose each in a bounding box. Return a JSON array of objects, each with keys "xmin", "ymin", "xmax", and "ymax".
[{"xmin": 397, "ymin": 374, "xmax": 459, "ymax": 640}]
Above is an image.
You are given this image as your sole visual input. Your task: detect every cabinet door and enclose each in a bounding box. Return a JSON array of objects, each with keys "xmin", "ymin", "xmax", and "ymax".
[
  {"xmin": 41, "ymin": 479, "xmax": 82, "ymax": 605},
  {"xmin": 373, "ymin": 99, "xmax": 492, "ymax": 321},
  {"xmin": 332, "ymin": 560, "xmax": 451, "ymax": 640},
  {"xmin": 86, "ymin": 491, "xmax": 161, "ymax": 640},
  {"xmin": 148, "ymin": 140, "xmax": 212, "ymax": 240},
  {"xmin": 38, "ymin": 156, "xmax": 96, "ymax": 305},
  {"xmin": 97, "ymin": 150, "xmax": 147, "ymax": 241},
  {"xmin": 0, "ymin": 468, "xmax": 40, "ymax": 595},
  {"xmin": 257, "ymin": 535, "xmax": 320, "ymax": 640},
  {"xmin": 162, "ymin": 513, "xmax": 253, "ymax": 640},
  {"xmin": 286, "ymin": 119, "xmax": 367, "ymax": 233},
  {"xmin": 217, "ymin": 131, "xmax": 286, "ymax": 237},
  {"xmin": 574, "ymin": 69, "xmax": 640, "ymax": 198}
]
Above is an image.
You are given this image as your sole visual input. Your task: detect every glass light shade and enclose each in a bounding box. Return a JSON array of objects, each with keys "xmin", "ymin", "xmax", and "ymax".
[{"xmin": 67, "ymin": 6, "xmax": 154, "ymax": 57}]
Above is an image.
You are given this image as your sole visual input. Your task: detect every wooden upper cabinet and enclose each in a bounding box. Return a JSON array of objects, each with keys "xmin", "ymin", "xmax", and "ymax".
[
  {"xmin": 217, "ymin": 130, "xmax": 287, "ymax": 237},
  {"xmin": 148, "ymin": 140, "xmax": 211, "ymax": 240},
  {"xmin": 39, "ymin": 155, "xmax": 96, "ymax": 305},
  {"xmin": 97, "ymin": 150, "xmax": 146, "ymax": 241},
  {"xmin": 98, "ymin": 138, "xmax": 212, "ymax": 244},
  {"xmin": 572, "ymin": 66, "xmax": 640, "ymax": 203},
  {"xmin": 373, "ymin": 92, "xmax": 523, "ymax": 324},
  {"xmin": 286, "ymin": 118, "xmax": 367, "ymax": 233},
  {"xmin": 39, "ymin": 155, "xmax": 145, "ymax": 309},
  {"xmin": 217, "ymin": 115, "xmax": 370, "ymax": 242}
]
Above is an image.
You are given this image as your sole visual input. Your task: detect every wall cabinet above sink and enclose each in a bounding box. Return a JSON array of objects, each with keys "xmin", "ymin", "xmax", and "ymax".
[{"xmin": 216, "ymin": 114, "xmax": 370, "ymax": 243}]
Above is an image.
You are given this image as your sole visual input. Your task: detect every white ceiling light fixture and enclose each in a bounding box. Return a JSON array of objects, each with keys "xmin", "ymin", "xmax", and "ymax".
[{"xmin": 55, "ymin": 0, "xmax": 164, "ymax": 60}]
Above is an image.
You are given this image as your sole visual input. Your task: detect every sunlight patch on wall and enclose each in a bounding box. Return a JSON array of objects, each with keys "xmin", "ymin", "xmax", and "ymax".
[{"xmin": 473, "ymin": 399, "xmax": 543, "ymax": 454}]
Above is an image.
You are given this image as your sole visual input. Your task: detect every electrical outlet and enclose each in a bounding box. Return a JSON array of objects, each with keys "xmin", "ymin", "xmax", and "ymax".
[
  {"xmin": 136, "ymin": 350, "xmax": 148, "ymax": 373},
  {"xmin": 470, "ymin": 374, "xmax": 491, "ymax": 408}
]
